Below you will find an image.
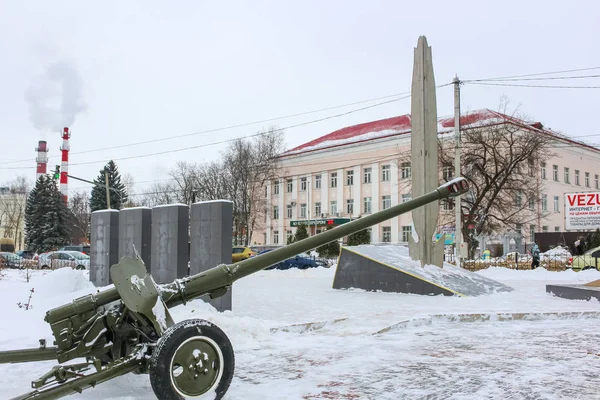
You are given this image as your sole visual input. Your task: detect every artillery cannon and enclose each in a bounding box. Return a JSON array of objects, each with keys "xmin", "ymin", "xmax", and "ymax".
[{"xmin": 0, "ymin": 178, "xmax": 469, "ymax": 400}]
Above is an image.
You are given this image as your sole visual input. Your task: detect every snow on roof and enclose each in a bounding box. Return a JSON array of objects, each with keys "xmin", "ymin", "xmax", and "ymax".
[{"xmin": 281, "ymin": 109, "xmax": 516, "ymax": 157}]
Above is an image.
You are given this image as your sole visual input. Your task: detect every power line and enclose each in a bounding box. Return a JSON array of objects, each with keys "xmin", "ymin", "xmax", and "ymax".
[
  {"xmin": 0, "ymin": 91, "xmax": 411, "ymax": 166},
  {"xmin": 464, "ymin": 82, "xmax": 600, "ymax": 89},
  {"xmin": 0, "ymin": 95, "xmax": 412, "ymax": 171},
  {"xmin": 464, "ymin": 66, "xmax": 600, "ymax": 82},
  {"xmin": 463, "ymin": 74, "xmax": 600, "ymax": 83}
]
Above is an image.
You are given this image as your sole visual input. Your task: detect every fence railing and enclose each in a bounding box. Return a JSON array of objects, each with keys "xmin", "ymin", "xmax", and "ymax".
[{"xmin": 0, "ymin": 259, "xmax": 87, "ymax": 270}]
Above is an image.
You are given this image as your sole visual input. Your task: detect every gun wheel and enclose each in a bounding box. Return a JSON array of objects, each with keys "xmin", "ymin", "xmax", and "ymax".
[{"xmin": 149, "ymin": 319, "xmax": 234, "ymax": 399}]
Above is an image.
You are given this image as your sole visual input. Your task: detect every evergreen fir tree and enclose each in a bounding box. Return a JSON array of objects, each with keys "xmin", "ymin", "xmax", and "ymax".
[
  {"xmin": 317, "ymin": 226, "xmax": 341, "ymax": 258},
  {"xmin": 90, "ymin": 160, "xmax": 128, "ymax": 212},
  {"xmin": 346, "ymin": 218, "xmax": 371, "ymax": 246},
  {"xmin": 25, "ymin": 176, "xmax": 72, "ymax": 253},
  {"xmin": 294, "ymin": 224, "xmax": 309, "ymax": 242}
]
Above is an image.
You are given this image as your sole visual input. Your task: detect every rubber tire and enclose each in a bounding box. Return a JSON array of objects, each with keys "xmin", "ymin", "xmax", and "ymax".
[
  {"xmin": 149, "ymin": 319, "xmax": 235, "ymax": 400},
  {"xmin": 75, "ymin": 265, "xmax": 85, "ymax": 270}
]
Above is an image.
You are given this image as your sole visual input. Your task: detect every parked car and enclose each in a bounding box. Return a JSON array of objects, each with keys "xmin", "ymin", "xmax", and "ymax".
[
  {"xmin": 257, "ymin": 249, "xmax": 331, "ymax": 270},
  {"xmin": 60, "ymin": 245, "xmax": 91, "ymax": 255},
  {"xmin": 0, "ymin": 252, "xmax": 25, "ymax": 269},
  {"xmin": 38, "ymin": 251, "xmax": 90, "ymax": 270},
  {"xmin": 570, "ymin": 245, "xmax": 600, "ymax": 271},
  {"xmin": 16, "ymin": 250, "xmax": 38, "ymax": 260},
  {"xmin": 232, "ymin": 246, "xmax": 256, "ymax": 262}
]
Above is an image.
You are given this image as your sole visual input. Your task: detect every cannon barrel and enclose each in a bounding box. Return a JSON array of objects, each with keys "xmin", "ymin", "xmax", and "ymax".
[{"xmin": 45, "ymin": 178, "xmax": 469, "ymax": 323}]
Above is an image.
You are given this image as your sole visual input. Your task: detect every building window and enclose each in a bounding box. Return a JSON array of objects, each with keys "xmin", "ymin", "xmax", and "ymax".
[
  {"xmin": 564, "ymin": 167, "xmax": 570, "ymax": 184},
  {"xmin": 363, "ymin": 168, "xmax": 372, "ymax": 184},
  {"xmin": 555, "ymin": 226, "xmax": 560, "ymax": 232},
  {"xmin": 542, "ymin": 225, "xmax": 548, "ymax": 232},
  {"xmin": 442, "ymin": 199, "xmax": 455, "ymax": 211},
  {"xmin": 541, "ymin": 194, "xmax": 547, "ymax": 211},
  {"xmin": 516, "ymin": 224, "xmax": 522, "ymax": 235},
  {"xmin": 381, "ymin": 164, "xmax": 391, "ymax": 181},
  {"xmin": 540, "ymin": 162, "xmax": 546, "ymax": 180},
  {"xmin": 330, "ymin": 172, "xmax": 337, "ymax": 188},
  {"xmin": 263, "ymin": 233, "xmax": 267, "ymax": 244},
  {"xmin": 300, "ymin": 177, "xmax": 307, "ymax": 191},
  {"xmin": 401, "ymin": 162, "xmax": 411, "ymax": 179},
  {"xmin": 346, "ymin": 170, "xmax": 354, "ymax": 186},
  {"xmin": 553, "ymin": 165, "xmax": 559, "ymax": 181},
  {"xmin": 597, "ymin": 174, "xmax": 600, "ymax": 189},
  {"xmin": 286, "ymin": 179, "xmax": 293, "ymax": 193},
  {"xmin": 330, "ymin": 200, "xmax": 337, "ymax": 215},
  {"xmin": 528, "ymin": 197, "xmax": 535, "ymax": 210},
  {"xmin": 273, "ymin": 230, "xmax": 279, "ymax": 244},
  {"xmin": 315, "ymin": 174, "xmax": 321, "ymax": 189},
  {"xmin": 315, "ymin": 202, "xmax": 321, "ymax": 216},
  {"xmin": 273, "ymin": 180, "xmax": 280, "ymax": 194},
  {"xmin": 401, "ymin": 226, "xmax": 412, "ymax": 242},
  {"xmin": 529, "ymin": 225, "xmax": 535, "ymax": 242},
  {"xmin": 514, "ymin": 191, "xmax": 522, "ymax": 208},
  {"xmin": 442, "ymin": 166, "xmax": 453, "ymax": 180},
  {"xmin": 575, "ymin": 170, "xmax": 580, "ymax": 186},
  {"xmin": 585, "ymin": 172, "xmax": 590, "ymax": 188},
  {"xmin": 528, "ymin": 159, "xmax": 535, "ymax": 177},
  {"xmin": 382, "ymin": 226, "xmax": 391, "ymax": 243},
  {"xmin": 286, "ymin": 230, "xmax": 293, "ymax": 241},
  {"xmin": 346, "ymin": 199, "xmax": 354, "ymax": 214},
  {"xmin": 553, "ymin": 196, "xmax": 559, "ymax": 212},
  {"xmin": 286, "ymin": 204, "xmax": 292, "ymax": 219},
  {"xmin": 382, "ymin": 195, "xmax": 391, "ymax": 210},
  {"xmin": 273, "ymin": 206, "xmax": 279, "ymax": 219},
  {"xmin": 300, "ymin": 203, "xmax": 307, "ymax": 218},
  {"xmin": 364, "ymin": 197, "xmax": 372, "ymax": 214},
  {"xmin": 402, "ymin": 193, "xmax": 412, "ymax": 203}
]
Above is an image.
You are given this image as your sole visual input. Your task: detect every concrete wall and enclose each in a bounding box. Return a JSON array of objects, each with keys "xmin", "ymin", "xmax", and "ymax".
[
  {"xmin": 151, "ymin": 204, "xmax": 189, "ymax": 284},
  {"xmin": 190, "ymin": 200, "xmax": 233, "ymax": 311},
  {"xmin": 90, "ymin": 210, "xmax": 119, "ymax": 287},
  {"xmin": 119, "ymin": 207, "xmax": 152, "ymax": 271}
]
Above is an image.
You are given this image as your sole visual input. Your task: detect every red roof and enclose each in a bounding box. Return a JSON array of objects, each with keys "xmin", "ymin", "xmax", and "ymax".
[{"xmin": 282, "ymin": 109, "xmax": 510, "ymax": 156}]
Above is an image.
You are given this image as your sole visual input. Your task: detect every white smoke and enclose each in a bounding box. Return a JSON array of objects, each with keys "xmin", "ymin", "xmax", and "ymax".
[{"xmin": 24, "ymin": 59, "xmax": 87, "ymax": 132}]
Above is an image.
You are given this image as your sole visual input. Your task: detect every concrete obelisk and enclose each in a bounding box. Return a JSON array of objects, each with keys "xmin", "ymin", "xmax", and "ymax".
[{"xmin": 408, "ymin": 36, "xmax": 444, "ymax": 268}]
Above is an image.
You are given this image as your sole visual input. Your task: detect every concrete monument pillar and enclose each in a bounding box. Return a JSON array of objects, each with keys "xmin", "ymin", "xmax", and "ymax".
[
  {"xmin": 190, "ymin": 200, "xmax": 233, "ymax": 311},
  {"xmin": 408, "ymin": 35, "xmax": 444, "ymax": 267},
  {"xmin": 151, "ymin": 204, "xmax": 189, "ymax": 284},
  {"xmin": 119, "ymin": 207, "xmax": 152, "ymax": 271},
  {"xmin": 90, "ymin": 210, "xmax": 119, "ymax": 287}
]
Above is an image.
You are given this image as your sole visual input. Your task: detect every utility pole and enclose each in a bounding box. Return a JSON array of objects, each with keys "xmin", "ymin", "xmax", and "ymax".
[
  {"xmin": 453, "ymin": 75, "xmax": 462, "ymax": 267},
  {"xmin": 104, "ymin": 169, "xmax": 111, "ymax": 209}
]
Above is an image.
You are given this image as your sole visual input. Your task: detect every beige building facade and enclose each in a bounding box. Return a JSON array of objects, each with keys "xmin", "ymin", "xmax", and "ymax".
[{"xmin": 252, "ymin": 109, "xmax": 600, "ymax": 247}]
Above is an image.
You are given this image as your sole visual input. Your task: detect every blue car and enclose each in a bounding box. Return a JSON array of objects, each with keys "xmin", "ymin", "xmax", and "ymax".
[{"xmin": 256, "ymin": 250, "xmax": 330, "ymax": 270}]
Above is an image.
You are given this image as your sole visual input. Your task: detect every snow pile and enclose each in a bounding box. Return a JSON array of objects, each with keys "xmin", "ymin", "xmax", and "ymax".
[
  {"xmin": 543, "ymin": 246, "xmax": 572, "ymax": 257},
  {"xmin": 1, "ymin": 264, "xmax": 600, "ymax": 399}
]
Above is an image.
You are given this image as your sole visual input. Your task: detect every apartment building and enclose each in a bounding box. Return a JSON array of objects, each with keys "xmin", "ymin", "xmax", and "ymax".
[{"xmin": 253, "ymin": 109, "xmax": 600, "ymax": 246}]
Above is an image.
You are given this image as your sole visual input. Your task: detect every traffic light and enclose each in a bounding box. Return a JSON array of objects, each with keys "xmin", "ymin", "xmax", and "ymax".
[{"xmin": 53, "ymin": 165, "xmax": 60, "ymax": 180}]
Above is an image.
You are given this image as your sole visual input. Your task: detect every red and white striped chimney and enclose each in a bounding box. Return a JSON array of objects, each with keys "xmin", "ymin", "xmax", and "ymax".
[
  {"xmin": 60, "ymin": 127, "xmax": 70, "ymax": 203},
  {"xmin": 35, "ymin": 140, "xmax": 48, "ymax": 181}
]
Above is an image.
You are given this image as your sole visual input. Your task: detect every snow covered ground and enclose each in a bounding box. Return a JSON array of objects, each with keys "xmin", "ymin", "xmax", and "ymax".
[{"xmin": 1, "ymin": 265, "xmax": 600, "ymax": 399}]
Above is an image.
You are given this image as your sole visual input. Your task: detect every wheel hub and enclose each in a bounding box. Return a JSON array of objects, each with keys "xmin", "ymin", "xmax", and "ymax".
[{"xmin": 171, "ymin": 337, "xmax": 221, "ymax": 397}]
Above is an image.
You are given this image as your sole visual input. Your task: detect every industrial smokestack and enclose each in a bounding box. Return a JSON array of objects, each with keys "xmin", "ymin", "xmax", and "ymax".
[
  {"xmin": 35, "ymin": 140, "xmax": 48, "ymax": 181},
  {"xmin": 60, "ymin": 127, "xmax": 70, "ymax": 203}
]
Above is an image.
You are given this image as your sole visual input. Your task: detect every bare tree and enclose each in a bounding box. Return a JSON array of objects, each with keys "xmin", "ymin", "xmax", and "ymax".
[
  {"xmin": 169, "ymin": 161, "xmax": 200, "ymax": 204},
  {"xmin": 221, "ymin": 127, "xmax": 285, "ymax": 245},
  {"xmin": 137, "ymin": 181, "xmax": 180, "ymax": 208},
  {"xmin": 441, "ymin": 103, "xmax": 555, "ymax": 256},
  {"xmin": 0, "ymin": 176, "xmax": 29, "ymax": 249},
  {"xmin": 69, "ymin": 191, "xmax": 91, "ymax": 244},
  {"xmin": 396, "ymin": 101, "xmax": 556, "ymax": 257}
]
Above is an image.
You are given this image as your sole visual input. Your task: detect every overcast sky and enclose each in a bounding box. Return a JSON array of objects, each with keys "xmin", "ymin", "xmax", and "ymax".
[{"xmin": 1, "ymin": 1, "xmax": 599, "ymax": 197}]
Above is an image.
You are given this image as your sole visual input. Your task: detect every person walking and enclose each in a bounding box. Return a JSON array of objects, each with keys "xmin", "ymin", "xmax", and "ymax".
[{"xmin": 530, "ymin": 243, "xmax": 540, "ymax": 269}]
